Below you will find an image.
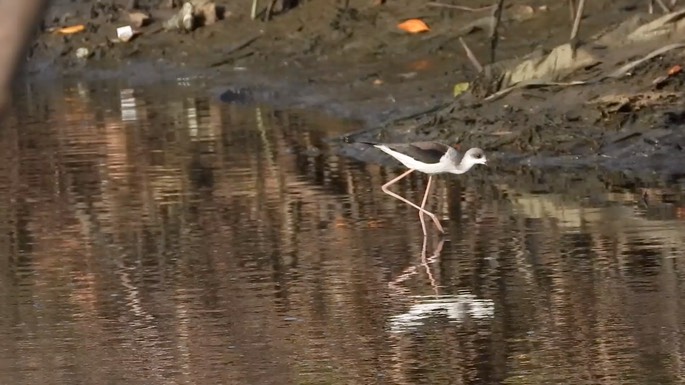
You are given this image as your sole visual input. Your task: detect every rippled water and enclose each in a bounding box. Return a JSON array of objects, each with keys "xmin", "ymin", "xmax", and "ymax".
[{"xmin": 1, "ymin": 80, "xmax": 685, "ymax": 385}]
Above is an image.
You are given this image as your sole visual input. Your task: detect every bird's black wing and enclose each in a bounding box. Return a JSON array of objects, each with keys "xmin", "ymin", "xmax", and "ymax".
[{"xmin": 384, "ymin": 142, "xmax": 449, "ymax": 164}]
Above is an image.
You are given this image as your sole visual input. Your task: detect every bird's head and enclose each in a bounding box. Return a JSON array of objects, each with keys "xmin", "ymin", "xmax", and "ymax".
[{"xmin": 463, "ymin": 147, "xmax": 487, "ymax": 167}]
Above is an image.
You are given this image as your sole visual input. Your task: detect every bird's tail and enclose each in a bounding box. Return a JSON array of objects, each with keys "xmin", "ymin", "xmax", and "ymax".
[{"xmin": 342, "ymin": 136, "xmax": 379, "ymax": 146}]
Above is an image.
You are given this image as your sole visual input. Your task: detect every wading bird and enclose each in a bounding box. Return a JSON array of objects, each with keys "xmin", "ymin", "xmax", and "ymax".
[{"xmin": 364, "ymin": 141, "xmax": 487, "ymax": 235}]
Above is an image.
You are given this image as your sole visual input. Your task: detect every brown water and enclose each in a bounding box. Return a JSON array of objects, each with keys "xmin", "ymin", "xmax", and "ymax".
[{"xmin": 1, "ymin": 80, "xmax": 685, "ymax": 385}]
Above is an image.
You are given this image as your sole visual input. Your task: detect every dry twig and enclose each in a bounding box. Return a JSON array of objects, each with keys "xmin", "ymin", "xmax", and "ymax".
[
  {"xmin": 607, "ymin": 43, "xmax": 685, "ymax": 78},
  {"xmin": 483, "ymin": 80, "xmax": 587, "ymax": 102},
  {"xmin": 459, "ymin": 37, "xmax": 483, "ymax": 73},
  {"xmin": 209, "ymin": 33, "xmax": 263, "ymax": 67},
  {"xmin": 570, "ymin": 0, "xmax": 586, "ymax": 41},
  {"xmin": 648, "ymin": 0, "xmax": 670, "ymax": 13},
  {"xmin": 568, "ymin": 0, "xmax": 576, "ymax": 22},
  {"xmin": 251, "ymin": 0, "xmax": 258, "ymax": 19},
  {"xmin": 426, "ymin": 2, "xmax": 494, "ymax": 12}
]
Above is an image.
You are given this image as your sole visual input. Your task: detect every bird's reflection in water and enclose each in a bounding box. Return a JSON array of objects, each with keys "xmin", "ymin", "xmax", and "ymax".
[
  {"xmin": 389, "ymin": 236, "xmax": 445, "ymax": 297},
  {"xmin": 388, "ymin": 236, "xmax": 495, "ymax": 333}
]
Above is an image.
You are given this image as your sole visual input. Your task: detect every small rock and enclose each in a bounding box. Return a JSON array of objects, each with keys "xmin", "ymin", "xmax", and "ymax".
[
  {"xmin": 163, "ymin": 2, "xmax": 195, "ymax": 31},
  {"xmin": 197, "ymin": 2, "xmax": 217, "ymax": 25},
  {"xmin": 75, "ymin": 47, "xmax": 90, "ymax": 59},
  {"xmin": 508, "ymin": 4, "xmax": 537, "ymax": 22},
  {"xmin": 128, "ymin": 11, "xmax": 150, "ymax": 28},
  {"xmin": 181, "ymin": 3, "xmax": 194, "ymax": 30}
]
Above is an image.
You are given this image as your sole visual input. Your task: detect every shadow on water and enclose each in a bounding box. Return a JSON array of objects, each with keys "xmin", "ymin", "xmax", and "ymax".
[{"xmin": 1, "ymin": 80, "xmax": 685, "ymax": 384}]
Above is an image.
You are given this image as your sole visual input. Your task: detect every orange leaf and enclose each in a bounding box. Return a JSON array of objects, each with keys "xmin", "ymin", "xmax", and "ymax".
[
  {"xmin": 407, "ymin": 59, "xmax": 432, "ymax": 71},
  {"xmin": 55, "ymin": 25, "xmax": 86, "ymax": 35},
  {"xmin": 397, "ymin": 19, "xmax": 430, "ymax": 34},
  {"xmin": 668, "ymin": 64, "xmax": 682, "ymax": 76}
]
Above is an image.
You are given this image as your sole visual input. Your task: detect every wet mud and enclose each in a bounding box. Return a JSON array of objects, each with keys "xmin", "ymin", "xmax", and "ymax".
[{"xmin": 23, "ymin": 0, "xmax": 685, "ymax": 181}]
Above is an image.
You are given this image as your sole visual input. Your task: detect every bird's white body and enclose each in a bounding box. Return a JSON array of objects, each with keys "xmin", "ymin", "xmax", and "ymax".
[{"xmin": 374, "ymin": 144, "xmax": 485, "ymax": 175}]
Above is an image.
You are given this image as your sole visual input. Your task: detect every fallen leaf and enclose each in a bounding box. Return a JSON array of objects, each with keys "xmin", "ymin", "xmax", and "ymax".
[
  {"xmin": 408, "ymin": 59, "xmax": 431, "ymax": 71},
  {"xmin": 589, "ymin": 91, "xmax": 680, "ymax": 113},
  {"xmin": 453, "ymin": 82, "xmax": 470, "ymax": 97},
  {"xmin": 668, "ymin": 64, "xmax": 682, "ymax": 76},
  {"xmin": 55, "ymin": 25, "xmax": 85, "ymax": 35},
  {"xmin": 397, "ymin": 19, "xmax": 430, "ymax": 34},
  {"xmin": 372, "ymin": 79, "xmax": 383, "ymax": 85}
]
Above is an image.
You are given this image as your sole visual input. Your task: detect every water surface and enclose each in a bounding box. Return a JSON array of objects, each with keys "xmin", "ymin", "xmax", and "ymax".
[{"xmin": 1, "ymin": 80, "xmax": 685, "ymax": 385}]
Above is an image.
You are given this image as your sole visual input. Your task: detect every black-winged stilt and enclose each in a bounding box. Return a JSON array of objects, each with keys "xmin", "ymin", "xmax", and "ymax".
[{"xmin": 363, "ymin": 141, "xmax": 487, "ymax": 235}]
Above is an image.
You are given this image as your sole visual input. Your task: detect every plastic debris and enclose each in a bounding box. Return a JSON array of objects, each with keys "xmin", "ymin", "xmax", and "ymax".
[{"xmin": 116, "ymin": 25, "xmax": 136, "ymax": 42}]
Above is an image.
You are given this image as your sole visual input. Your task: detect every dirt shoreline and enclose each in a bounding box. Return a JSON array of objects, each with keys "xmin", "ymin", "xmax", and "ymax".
[{"xmin": 22, "ymin": 0, "xmax": 685, "ymax": 181}]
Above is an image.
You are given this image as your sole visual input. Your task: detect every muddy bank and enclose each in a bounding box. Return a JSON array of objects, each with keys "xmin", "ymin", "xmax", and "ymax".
[
  {"xmin": 335, "ymin": 6, "xmax": 685, "ymax": 181},
  {"xmin": 22, "ymin": 0, "xmax": 685, "ymax": 180}
]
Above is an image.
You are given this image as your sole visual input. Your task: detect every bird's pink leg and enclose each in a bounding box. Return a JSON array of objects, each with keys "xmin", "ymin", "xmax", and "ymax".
[
  {"xmin": 381, "ymin": 169, "xmax": 445, "ymax": 235},
  {"xmin": 418, "ymin": 175, "xmax": 435, "ymax": 235}
]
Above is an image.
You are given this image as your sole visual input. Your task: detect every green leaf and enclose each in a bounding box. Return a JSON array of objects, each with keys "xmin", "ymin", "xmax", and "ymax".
[{"xmin": 453, "ymin": 82, "xmax": 470, "ymax": 97}]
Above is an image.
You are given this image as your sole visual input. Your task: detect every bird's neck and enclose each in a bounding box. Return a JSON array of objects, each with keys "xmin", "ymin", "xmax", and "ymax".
[{"xmin": 450, "ymin": 160, "xmax": 473, "ymax": 175}]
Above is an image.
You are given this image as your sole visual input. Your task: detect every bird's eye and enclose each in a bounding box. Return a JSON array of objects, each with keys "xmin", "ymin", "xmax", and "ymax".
[{"xmin": 473, "ymin": 153, "xmax": 482, "ymax": 159}]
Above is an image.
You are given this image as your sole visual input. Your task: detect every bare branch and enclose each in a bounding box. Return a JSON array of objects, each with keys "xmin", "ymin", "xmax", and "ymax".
[{"xmin": 489, "ymin": 0, "xmax": 505, "ymax": 64}]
